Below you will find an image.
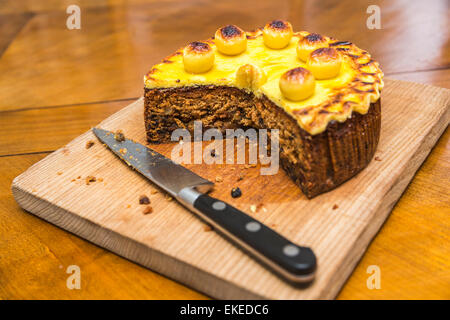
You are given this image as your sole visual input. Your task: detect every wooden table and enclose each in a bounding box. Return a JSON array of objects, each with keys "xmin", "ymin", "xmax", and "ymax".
[{"xmin": 0, "ymin": 0, "xmax": 448, "ymax": 299}]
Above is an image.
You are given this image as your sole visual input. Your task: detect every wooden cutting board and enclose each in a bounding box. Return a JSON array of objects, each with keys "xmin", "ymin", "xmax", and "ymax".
[{"xmin": 12, "ymin": 79, "xmax": 449, "ymax": 299}]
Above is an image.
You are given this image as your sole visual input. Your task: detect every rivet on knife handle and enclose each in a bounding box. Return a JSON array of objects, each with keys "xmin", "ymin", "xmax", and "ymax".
[{"xmin": 179, "ymin": 187, "xmax": 316, "ymax": 284}]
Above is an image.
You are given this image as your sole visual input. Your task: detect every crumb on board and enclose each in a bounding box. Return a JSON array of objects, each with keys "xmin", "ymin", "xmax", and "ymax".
[
  {"xmin": 151, "ymin": 190, "xmax": 158, "ymax": 195},
  {"xmin": 77, "ymin": 176, "xmax": 81, "ymax": 179},
  {"xmin": 70, "ymin": 179, "xmax": 76, "ymax": 182},
  {"xmin": 231, "ymin": 187, "xmax": 242, "ymax": 198},
  {"xmin": 374, "ymin": 156, "xmax": 381, "ymax": 161},
  {"xmin": 237, "ymin": 173, "xmax": 244, "ymax": 181},
  {"xmin": 215, "ymin": 176, "xmax": 223, "ymax": 183},
  {"xmin": 98, "ymin": 178, "xmax": 103, "ymax": 182},
  {"xmin": 332, "ymin": 204, "xmax": 339, "ymax": 210},
  {"xmin": 250, "ymin": 203, "xmax": 264, "ymax": 213},
  {"xmin": 165, "ymin": 195, "xmax": 173, "ymax": 201},
  {"xmin": 85, "ymin": 140, "xmax": 95, "ymax": 149},
  {"xmin": 57, "ymin": 172, "xmax": 63, "ymax": 175},
  {"xmin": 203, "ymin": 224, "xmax": 213, "ymax": 232},
  {"xmin": 85, "ymin": 176, "xmax": 96, "ymax": 185},
  {"xmin": 142, "ymin": 205, "xmax": 153, "ymax": 215},
  {"xmin": 126, "ymin": 204, "xmax": 131, "ymax": 208},
  {"xmin": 139, "ymin": 195, "xmax": 150, "ymax": 205},
  {"xmin": 114, "ymin": 130, "xmax": 125, "ymax": 142}
]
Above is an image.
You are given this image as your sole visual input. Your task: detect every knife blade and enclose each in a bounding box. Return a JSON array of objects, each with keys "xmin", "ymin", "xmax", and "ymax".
[{"xmin": 93, "ymin": 127, "xmax": 316, "ymax": 284}]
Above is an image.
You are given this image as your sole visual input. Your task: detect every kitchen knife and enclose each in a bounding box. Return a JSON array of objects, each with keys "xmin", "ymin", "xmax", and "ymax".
[{"xmin": 93, "ymin": 127, "xmax": 316, "ymax": 284}]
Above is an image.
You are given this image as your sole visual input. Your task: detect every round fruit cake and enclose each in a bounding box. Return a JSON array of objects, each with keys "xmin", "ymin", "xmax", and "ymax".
[{"xmin": 143, "ymin": 21, "xmax": 384, "ymax": 198}]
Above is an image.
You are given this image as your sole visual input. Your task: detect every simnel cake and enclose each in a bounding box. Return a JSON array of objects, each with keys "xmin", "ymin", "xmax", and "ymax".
[{"xmin": 144, "ymin": 21, "xmax": 384, "ymax": 198}]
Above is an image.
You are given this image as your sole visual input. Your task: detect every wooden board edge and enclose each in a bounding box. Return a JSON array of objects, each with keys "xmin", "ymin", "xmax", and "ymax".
[
  {"xmin": 323, "ymin": 102, "xmax": 450, "ymax": 299},
  {"xmin": 10, "ymin": 185, "xmax": 268, "ymax": 300},
  {"xmin": 9, "ymin": 81, "xmax": 450, "ymax": 300}
]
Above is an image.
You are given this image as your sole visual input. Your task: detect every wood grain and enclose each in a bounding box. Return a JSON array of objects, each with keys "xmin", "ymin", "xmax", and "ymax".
[
  {"xmin": 0, "ymin": 154, "xmax": 207, "ymax": 299},
  {"xmin": 11, "ymin": 79, "xmax": 450, "ymax": 299},
  {"xmin": 1, "ymin": 0, "xmax": 449, "ymax": 300},
  {"xmin": 0, "ymin": 100, "xmax": 133, "ymax": 156},
  {"xmin": 0, "ymin": 12, "xmax": 32, "ymax": 57},
  {"xmin": 1, "ymin": 0, "xmax": 449, "ymax": 111},
  {"xmin": 389, "ymin": 68, "xmax": 450, "ymax": 90},
  {"xmin": 339, "ymin": 128, "xmax": 450, "ymax": 299}
]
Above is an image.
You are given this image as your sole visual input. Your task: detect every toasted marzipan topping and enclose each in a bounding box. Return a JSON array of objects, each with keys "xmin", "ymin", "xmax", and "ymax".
[
  {"xmin": 302, "ymin": 33, "xmax": 327, "ymax": 44},
  {"xmin": 145, "ymin": 29, "xmax": 384, "ymax": 135},
  {"xmin": 219, "ymin": 25, "xmax": 245, "ymax": 39},
  {"xmin": 183, "ymin": 42, "xmax": 214, "ymax": 73},
  {"xmin": 185, "ymin": 41, "xmax": 212, "ymax": 54},
  {"xmin": 309, "ymin": 47, "xmax": 340, "ymax": 62},
  {"xmin": 266, "ymin": 20, "xmax": 292, "ymax": 32},
  {"xmin": 263, "ymin": 20, "xmax": 293, "ymax": 49},
  {"xmin": 279, "ymin": 67, "xmax": 315, "ymax": 101},
  {"xmin": 307, "ymin": 47, "xmax": 342, "ymax": 79},
  {"xmin": 235, "ymin": 63, "xmax": 267, "ymax": 89},
  {"xmin": 215, "ymin": 25, "xmax": 247, "ymax": 55}
]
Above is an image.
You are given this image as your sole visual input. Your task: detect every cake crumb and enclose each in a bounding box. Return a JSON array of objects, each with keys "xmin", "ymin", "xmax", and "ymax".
[
  {"xmin": 98, "ymin": 178, "xmax": 103, "ymax": 182},
  {"xmin": 71, "ymin": 179, "xmax": 76, "ymax": 182},
  {"xmin": 126, "ymin": 204, "xmax": 131, "ymax": 208},
  {"xmin": 142, "ymin": 205, "xmax": 153, "ymax": 215},
  {"xmin": 119, "ymin": 148, "xmax": 127, "ymax": 155},
  {"xmin": 165, "ymin": 195, "xmax": 173, "ymax": 201},
  {"xmin": 139, "ymin": 195, "xmax": 150, "ymax": 205},
  {"xmin": 77, "ymin": 176, "xmax": 81, "ymax": 179},
  {"xmin": 237, "ymin": 173, "xmax": 245, "ymax": 181},
  {"xmin": 85, "ymin": 140, "xmax": 95, "ymax": 149},
  {"xmin": 250, "ymin": 204, "xmax": 257, "ymax": 213},
  {"xmin": 150, "ymin": 190, "xmax": 158, "ymax": 195},
  {"xmin": 231, "ymin": 187, "xmax": 242, "ymax": 198},
  {"xmin": 374, "ymin": 156, "xmax": 381, "ymax": 161},
  {"xmin": 57, "ymin": 172, "xmax": 63, "ymax": 175},
  {"xmin": 215, "ymin": 176, "xmax": 223, "ymax": 183},
  {"xmin": 332, "ymin": 204, "xmax": 339, "ymax": 210},
  {"xmin": 114, "ymin": 130, "xmax": 125, "ymax": 142},
  {"xmin": 85, "ymin": 176, "xmax": 96, "ymax": 185},
  {"xmin": 203, "ymin": 225, "xmax": 213, "ymax": 232}
]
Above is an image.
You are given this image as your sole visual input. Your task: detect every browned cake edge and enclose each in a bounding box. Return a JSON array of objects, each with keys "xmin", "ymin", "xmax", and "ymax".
[{"xmin": 144, "ymin": 86, "xmax": 381, "ymax": 198}]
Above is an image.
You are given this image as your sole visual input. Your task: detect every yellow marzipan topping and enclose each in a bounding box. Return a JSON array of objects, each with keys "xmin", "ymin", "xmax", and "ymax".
[{"xmin": 144, "ymin": 30, "xmax": 384, "ymax": 135}]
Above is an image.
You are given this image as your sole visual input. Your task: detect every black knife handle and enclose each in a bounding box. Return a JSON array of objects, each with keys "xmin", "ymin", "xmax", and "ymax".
[{"xmin": 179, "ymin": 188, "xmax": 316, "ymax": 284}]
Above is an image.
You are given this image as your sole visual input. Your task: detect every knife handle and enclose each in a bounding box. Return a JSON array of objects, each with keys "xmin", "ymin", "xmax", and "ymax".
[{"xmin": 178, "ymin": 188, "xmax": 316, "ymax": 284}]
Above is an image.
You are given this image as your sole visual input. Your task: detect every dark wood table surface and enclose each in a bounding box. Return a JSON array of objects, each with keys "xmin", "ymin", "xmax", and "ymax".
[{"xmin": 0, "ymin": 0, "xmax": 448, "ymax": 299}]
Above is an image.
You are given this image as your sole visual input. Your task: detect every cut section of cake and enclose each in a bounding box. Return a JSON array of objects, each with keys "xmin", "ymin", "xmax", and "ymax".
[{"xmin": 143, "ymin": 21, "xmax": 384, "ymax": 198}]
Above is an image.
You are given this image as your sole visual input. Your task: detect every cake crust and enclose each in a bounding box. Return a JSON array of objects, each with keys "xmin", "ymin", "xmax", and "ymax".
[{"xmin": 144, "ymin": 85, "xmax": 380, "ymax": 198}]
